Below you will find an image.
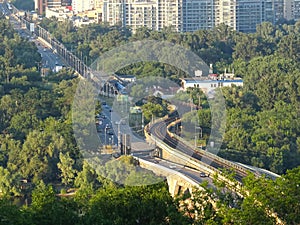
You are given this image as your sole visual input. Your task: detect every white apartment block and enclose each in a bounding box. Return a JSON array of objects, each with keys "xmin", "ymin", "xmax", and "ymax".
[
  {"xmin": 102, "ymin": 0, "xmax": 215, "ymax": 32},
  {"xmin": 215, "ymin": 0, "xmax": 236, "ymax": 29},
  {"xmin": 75, "ymin": 0, "xmax": 288, "ymax": 33},
  {"xmin": 103, "ymin": 0, "xmax": 125, "ymax": 25},
  {"xmin": 156, "ymin": 0, "xmax": 181, "ymax": 31},
  {"xmin": 72, "ymin": 0, "xmax": 95, "ymax": 13},
  {"xmin": 284, "ymin": 0, "xmax": 300, "ymax": 21},
  {"xmin": 126, "ymin": 1, "xmax": 157, "ymax": 30}
]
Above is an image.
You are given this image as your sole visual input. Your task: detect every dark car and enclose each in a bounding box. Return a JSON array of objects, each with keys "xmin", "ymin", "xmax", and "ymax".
[{"xmin": 200, "ymin": 172, "xmax": 207, "ymax": 177}]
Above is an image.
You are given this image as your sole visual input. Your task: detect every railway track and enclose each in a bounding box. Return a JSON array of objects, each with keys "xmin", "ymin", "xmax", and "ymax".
[{"xmin": 148, "ymin": 116, "xmax": 249, "ymax": 181}]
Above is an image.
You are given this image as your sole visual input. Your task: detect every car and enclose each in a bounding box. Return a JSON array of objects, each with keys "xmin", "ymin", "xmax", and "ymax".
[
  {"xmin": 169, "ymin": 165, "xmax": 176, "ymax": 169},
  {"xmin": 112, "ymin": 153, "xmax": 120, "ymax": 158},
  {"xmin": 43, "ymin": 48, "xmax": 47, "ymax": 52},
  {"xmin": 200, "ymin": 172, "xmax": 207, "ymax": 177}
]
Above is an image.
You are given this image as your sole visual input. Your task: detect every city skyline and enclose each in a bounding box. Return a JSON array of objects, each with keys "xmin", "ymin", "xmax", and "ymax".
[{"xmin": 36, "ymin": 0, "xmax": 300, "ymax": 33}]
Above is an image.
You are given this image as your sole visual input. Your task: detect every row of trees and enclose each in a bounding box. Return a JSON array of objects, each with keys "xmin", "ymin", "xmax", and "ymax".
[{"xmin": 1, "ymin": 165, "xmax": 300, "ymax": 225}]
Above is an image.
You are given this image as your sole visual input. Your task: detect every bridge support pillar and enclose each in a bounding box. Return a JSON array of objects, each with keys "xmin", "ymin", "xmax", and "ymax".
[{"xmin": 167, "ymin": 177, "xmax": 181, "ymax": 197}]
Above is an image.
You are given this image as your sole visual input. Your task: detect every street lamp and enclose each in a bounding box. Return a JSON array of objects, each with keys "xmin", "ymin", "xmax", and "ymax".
[
  {"xmin": 104, "ymin": 124, "xmax": 109, "ymax": 147},
  {"xmin": 194, "ymin": 122, "xmax": 202, "ymax": 149},
  {"xmin": 116, "ymin": 117, "xmax": 127, "ymax": 151}
]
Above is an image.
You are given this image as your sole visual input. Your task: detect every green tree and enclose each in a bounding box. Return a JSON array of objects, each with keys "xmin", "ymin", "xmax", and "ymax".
[{"xmin": 57, "ymin": 152, "xmax": 77, "ymax": 186}]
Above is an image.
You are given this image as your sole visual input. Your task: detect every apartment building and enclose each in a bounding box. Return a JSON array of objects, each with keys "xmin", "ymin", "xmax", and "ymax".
[
  {"xmin": 215, "ymin": 0, "xmax": 284, "ymax": 33},
  {"xmin": 102, "ymin": 0, "xmax": 215, "ymax": 32},
  {"xmin": 156, "ymin": 0, "xmax": 181, "ymax": 31},
  {"xmin": 215, "ymin": 0, "xmax": 236, "ymax": 29},
  {"xmin": 72, "ymin": 0, "xmax": 95, "ymax": 13},
  {"xmin": 236, "ymin": 0, "xmax": 263, "ymax": 32},
  {"xmin": 284, "ymin": 0, "xmax": 300, "ymax": 21},
  {"xmin": 102, "ymin": 0, "xmax": 125, "ymax": 26},
  {"xmin": 36, "ymin": 0, "xmax": 289, "ymax": 33},
  {"xmin": 182, "ymin": 0, "xmax": 214, "ymax": 31},
  {"xmin": 126, "ymin": 1, "xmax": 157, "ymax": 30},
  {"xmin": 35, "ymin": 0, "xmax": 62, "ymax": 14}
]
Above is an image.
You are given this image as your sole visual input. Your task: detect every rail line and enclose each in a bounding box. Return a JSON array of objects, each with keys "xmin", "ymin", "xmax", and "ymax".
[{"xmin": 148, "ymin": 116, "xmax": 249, "ymax": 181}]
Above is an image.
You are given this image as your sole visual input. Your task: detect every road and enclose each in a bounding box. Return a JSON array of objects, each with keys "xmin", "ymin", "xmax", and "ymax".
[
  {"xmin": 0, "ymin": 2, "xmax": 9, "ymax": 16},
  {"xmin": 97, "ymin": 103, "xmax": 217, "ymax": 186},
  {"xmin": 97, "ymin": 102, "xmax": 153, "ymax": 152},
  {"xmin": 5, "ymin": 9, "xmax": 65, "ymax": 72},
  {"xmin": 140, "ymin": 155, "xmax": 215, "ymax": 188}
]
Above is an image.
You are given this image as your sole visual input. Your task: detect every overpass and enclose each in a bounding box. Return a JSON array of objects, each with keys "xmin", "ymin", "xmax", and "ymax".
[{"xmin": 146, "ymin": 116, "xmax": 280, "ymax": 181}]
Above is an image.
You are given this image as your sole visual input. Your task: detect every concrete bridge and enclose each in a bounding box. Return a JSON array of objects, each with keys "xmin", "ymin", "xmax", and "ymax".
[{"xmin": 137, "ymin": 157, "xmax": 201, "ymax": 197}]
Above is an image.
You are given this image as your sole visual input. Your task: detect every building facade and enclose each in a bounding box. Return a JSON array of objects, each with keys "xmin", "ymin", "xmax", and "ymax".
[
  {"xmin": 72, "ymin": 0, "xmax": 95, "ymax": 13},
  {"xmin": 215, "ymin": 0, "xmax": 236, "ymax": 29},
  {"xmin": 35, "ymin": 0, "xmax": 62, "ymax": 15},
  {"xmin": 182, "ymin": 0, "xmax": 214, "ymax": 31},
  {"xmin": 215, "ymin": 0, "xmax": 284, "ymax": 33},
  {"xmin": 35, "ymin": 0, "xmax": 290, "ymax": 33},
  {"xmin": 126, "ymin": 1, "xmax": 157, "ymax": 31},
  {"xmin": 103, "ymin": 0, "xmax": 125, "ymax": 26},
  {"xmin": 284, "ymin": 0, "xmax": 300, "ymax": 21}
]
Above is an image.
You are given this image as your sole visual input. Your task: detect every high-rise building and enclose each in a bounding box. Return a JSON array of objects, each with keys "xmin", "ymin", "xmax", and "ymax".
[
  {"xmin": 35, "ymin": 0, "xmax": 62, "ymax": 14},
  {"xmin": 215, "ymin": 0, "xmax": 236, "ymax": 29},
  {"xmin": 284, "ymin": 0, "xmax": 300, "ymax": 21},
  {"xmin": 102, "ymin": 0, "xmax": 215, "ymax": 32},
  {"xmin": 156, "ymin": 0, "xmax": 181, "ymax": 31},
  {"xmin": 103, "ymin": 0, "xmax": 125, "ymax": 26},
  {"xmin": 215, "ymin": 0, "xmax": 284, "ymax": 33},
  {"xmin": 126, "ymin": 1, "xmax": 157, "ymax": 31},
  {"xmin": 72, "ymin": 0, "xmax": 95, "ymax": 13},
  {"xmin": 235, "ymin": 0, "xmax": 265, "ymax": 33},
  {"xmin": 182, "ymin": 0, "xmax": 214, "ymax": 31},
  {"xmin": 36, "ymin": 0, "xmax": 286, "ymax": 33}
]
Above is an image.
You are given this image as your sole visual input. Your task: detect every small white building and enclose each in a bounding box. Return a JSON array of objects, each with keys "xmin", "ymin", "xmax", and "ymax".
[
  {"xmin": 181, "ymin": 77, "xmax": 243, "ymax": 93},
  {"xmin": 45, "ymin": 7, "xmax": 73, "ymax": 20},
  {"xmin": 116, "ymin": 75, "xmax": 136, "ymax": 83}
]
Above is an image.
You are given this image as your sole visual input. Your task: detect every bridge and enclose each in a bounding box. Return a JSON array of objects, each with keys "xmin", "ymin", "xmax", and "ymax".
[{"xmin": 7, "ymin": 4, "xmax": 279, "ymax": 197}]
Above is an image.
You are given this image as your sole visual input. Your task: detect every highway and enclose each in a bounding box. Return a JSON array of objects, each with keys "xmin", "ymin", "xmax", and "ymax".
[
  {"xmin": 5, "ymin": 8, "xmax": 65, "ymax": 72},
  {"xmin": 0, "ymin": 2, "xmax": 9, "ymax": 16},
  {"xmin": 139, "ymin": 155, "xmax": 215, "ymax": 188}
]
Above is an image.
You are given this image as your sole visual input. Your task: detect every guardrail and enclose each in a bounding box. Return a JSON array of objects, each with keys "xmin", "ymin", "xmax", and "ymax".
[
  {"xmin": 148, "ymin": 130, "xmax": 243, "ymax": 193},
  {"xmin": 10, "ymin": 4, "xmax": 92, "ymax": 79},
  {"xmin": 136, "ymin": 157, "xmax": 200, "ymax": 187},
  {"xmin": 167, "ymin": 119, "xmax": 249, "ymax": 176}
]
